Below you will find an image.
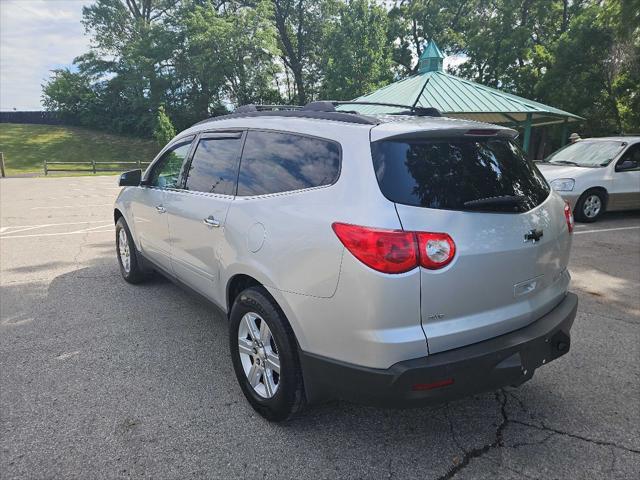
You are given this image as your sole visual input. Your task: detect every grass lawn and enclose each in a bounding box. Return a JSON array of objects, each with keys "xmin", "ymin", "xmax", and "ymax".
[{"xmin": 0, "ymin": 123, "xmax": 161, "ymax": 176}]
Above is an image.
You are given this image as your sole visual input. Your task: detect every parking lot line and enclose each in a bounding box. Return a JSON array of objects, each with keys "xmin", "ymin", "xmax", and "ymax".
[
  {"xmin": 0, "ymin": 228, "xmax": 114, "ymax": 240},
  {"xmin": 1, "ymin": 220, "xmax": 112, "ymax": 230},
  {"xmin": 31, "ymin": 204, "xmax": 113, "ymax": 210},
  {"xmin": 574, "ymin": 225, "xmax": 640, "ymax": 235}
]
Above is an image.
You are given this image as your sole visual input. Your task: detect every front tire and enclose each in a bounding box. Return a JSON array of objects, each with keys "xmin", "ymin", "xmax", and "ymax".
[
  {"xmin": 574, "ymin": 189, "xmax": 605, "ymax": 223},
  {"xmin": 115, "ymin": 217, "xmax": 147, "ymax": 284},
  {"xmin": 229, "ymin": 287, "xmax": 305, "ymax": 421}
]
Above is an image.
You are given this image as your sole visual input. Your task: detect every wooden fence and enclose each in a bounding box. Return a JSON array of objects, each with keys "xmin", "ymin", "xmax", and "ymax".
[{"xmin": 44, "ymin": 159, "xmax": 149, "ymax": 175}]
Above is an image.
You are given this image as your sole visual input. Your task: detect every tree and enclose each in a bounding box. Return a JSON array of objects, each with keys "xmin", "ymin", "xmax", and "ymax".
[
  {"xmin": 41, "ymin": 69, "xmax": 98, "ymax": 125},
  {"xmin": 271, "ymin": 0, "xmax": 327, "ymax": 104},
  {"xmin": 321, "ymin": 0, "xmax": 393, "ymax": 100},
  {"xmin": 41, "ymin": 0, "xmax": 640, "ymax": 140},
  {"xmin": 388, "ymin": 0, "xmax": 474, "ymax": 75},
  {"xmin": 153, "ymin": 105, "xmax": 176, "ymax": 145},
  {"xmin": 536, "ymin": 5, "xmax": 629, "ymax": 135},
  {"xmin": 176, "ymin": 0, "xmax": 282, "ymax": 117}
]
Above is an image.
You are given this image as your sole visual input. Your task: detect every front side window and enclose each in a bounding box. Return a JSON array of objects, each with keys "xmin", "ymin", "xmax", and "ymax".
[
  {"xmin": 148, "ymin": 140, "xmax": 192, "ymax": 188},
  {"xmin": 237, "ymin": 131, "xmax": 341, "ymax": 196},
  {"xmin": 371, "ymin": 137, "xmax": 550, "ymax": 213},
  {"xmin": 185, "ymin": 135, "xmax": 243, "ymax": 195},
  {"xmin": 617, "ymin": 143, "xmax": 640, "ymax": 171}
]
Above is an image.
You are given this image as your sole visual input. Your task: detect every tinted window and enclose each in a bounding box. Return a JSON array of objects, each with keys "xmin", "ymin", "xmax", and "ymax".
[
  {"xmin": 371, "ymin": 138, "xmax": 550, "ymax": 213},
  {"xmin": 237, "ymin": 131, "xmax": 340, "ymax": 196},
  {"xmin": 185, "ymin": 136, "xmax": 242, "ymax": 195},
  {"xmin": 148, "ymin": 140, "xmax": 192, "ymax": 188}
]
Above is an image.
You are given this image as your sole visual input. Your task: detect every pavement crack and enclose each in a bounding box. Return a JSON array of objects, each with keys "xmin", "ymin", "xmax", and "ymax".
[
  {"xmin": 436, "ymin": 390, "xmax": 509, "ymax": 480},
  {"xmin": 509, "ymin": 419, "xmax": 640, "ymax": 454}
]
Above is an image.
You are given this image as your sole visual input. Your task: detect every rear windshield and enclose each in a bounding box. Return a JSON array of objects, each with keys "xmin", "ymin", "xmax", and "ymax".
[{"xmin": 371, "ymin": 137, "xmax": 550, "ymax": 213}]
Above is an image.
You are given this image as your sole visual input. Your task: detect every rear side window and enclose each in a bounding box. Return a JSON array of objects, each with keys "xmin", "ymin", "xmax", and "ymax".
[
  {"xmin": 185, "ymin": 135, "xmax": 243, "ymax": 195},
  {"xmin": 237, "ymin": 130, "xmax": 340, "ymax": 196},
  {"xmin": 371, "ymin": 138, "xmax": 550, "ymax": 213}
]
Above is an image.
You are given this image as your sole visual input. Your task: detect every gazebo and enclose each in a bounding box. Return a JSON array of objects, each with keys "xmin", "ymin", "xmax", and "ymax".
[{"xmin": 343, "ymin": 40, "xmax": 583, "ymax": 154}]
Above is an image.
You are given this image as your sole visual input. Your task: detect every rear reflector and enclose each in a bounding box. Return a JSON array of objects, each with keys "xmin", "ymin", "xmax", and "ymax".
[
  {"xmin": 332, "ymin": 223, "xmax": 456, "ymax": 274},
  {"xmin": 412, "ymin": 378, "xmax": 455, "ymax": 391}
]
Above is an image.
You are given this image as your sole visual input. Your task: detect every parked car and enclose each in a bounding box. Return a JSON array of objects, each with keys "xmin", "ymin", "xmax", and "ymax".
[
  {"xmin": 538, "ymin": 136, "xmax": 640, "ymax": 222},
  {"xmin": 114, "ymin": 103, "xmax": 578, "ymax": 421}
]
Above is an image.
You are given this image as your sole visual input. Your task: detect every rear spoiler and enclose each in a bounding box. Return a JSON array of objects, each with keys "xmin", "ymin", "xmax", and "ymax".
[{"xmin": 370, "ymin": 120, "xmax": 518, "ymax": 143}]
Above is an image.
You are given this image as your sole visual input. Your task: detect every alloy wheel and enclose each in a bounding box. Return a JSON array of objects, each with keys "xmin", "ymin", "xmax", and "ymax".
[
  {"xmin": 118, "ymin": 229, "xmax": 131, "ymax": 273},
  {"xmin": 237, "ymin": 312, "xmax": 280, "ymax": 398},
  {"xmin": 583, "ymin": 194, "xmax": 602, "ymax": 218}
]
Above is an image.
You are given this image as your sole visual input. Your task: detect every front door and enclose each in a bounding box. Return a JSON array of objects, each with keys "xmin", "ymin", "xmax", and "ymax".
[
  {"xmin": 133, "ymin": 138, "xmax": 194, "ymax": 273},
  {"xmin": 166, "ymin": 131, "xmax": 244, "ymax": 305},
  {"xmin": 610, "ymin": 143, "xmax": 640, "ymax": 210}
]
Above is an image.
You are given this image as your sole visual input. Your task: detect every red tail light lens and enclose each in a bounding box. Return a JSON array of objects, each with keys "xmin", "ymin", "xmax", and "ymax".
[
  {"xmin": 332, "ymin": 223, "xmax": 456, "ymax": 274},
  {"xmin": 564, "ymin": 201, "xmax": 574, "ymax": 233},
  {"xmin": 332, "ymin": 223, "xmax": 418, "ymax": 274},
  {"xmin": 416, "ymin": 232, "xmax": 456, "ymax": 269}
]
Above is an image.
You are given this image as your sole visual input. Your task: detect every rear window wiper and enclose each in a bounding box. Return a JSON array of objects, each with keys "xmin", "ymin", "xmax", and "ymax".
[{"xmin": 463, "ymin": 195, "xmax": 527, "ymax": 209}]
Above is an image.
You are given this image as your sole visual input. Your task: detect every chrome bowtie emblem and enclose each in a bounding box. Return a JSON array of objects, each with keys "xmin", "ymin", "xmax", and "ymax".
[{"xmin": 524, "ymin": 229, "xmax": 544, "ymax": 243}]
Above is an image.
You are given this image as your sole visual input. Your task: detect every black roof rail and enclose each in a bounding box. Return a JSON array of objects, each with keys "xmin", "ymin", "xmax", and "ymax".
[
  {"xmin": 194, "ymin": 109, "xmax": 378, "ymax": 127},
  {"xmin": 234, "ymin": 104, "xmax": 302, "ymax": 113},
  {"xmin": 192, "ymin": 100, "xmax": 442, "ymax": 128},
  {"xmin": 303, "ymin": 101, "xmax": 442, "ymax": 117}
]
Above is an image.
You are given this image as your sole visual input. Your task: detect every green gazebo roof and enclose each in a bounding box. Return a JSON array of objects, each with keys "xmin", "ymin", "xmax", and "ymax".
[{"xmin": 344, "ymin": 41, "xmax": 583, "ymax": 128}]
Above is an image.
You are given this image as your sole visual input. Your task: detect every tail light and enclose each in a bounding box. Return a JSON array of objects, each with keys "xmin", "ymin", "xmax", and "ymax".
[
  {"xmin": 416, "ymin": 232, "xmax": 456, "ymax": 269},
  {"xmin": 564, "ymin": 201, "xmax": 574, "ymax": 233},
  {"xmin": 332, "ymin": 223, "xmax": 456, "ymax": 274}
]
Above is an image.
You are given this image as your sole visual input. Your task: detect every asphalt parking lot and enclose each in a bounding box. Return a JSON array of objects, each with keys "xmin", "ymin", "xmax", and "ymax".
[{"xmin": 1, "ymin": 176, "xmax": 639, "ymax": 479}]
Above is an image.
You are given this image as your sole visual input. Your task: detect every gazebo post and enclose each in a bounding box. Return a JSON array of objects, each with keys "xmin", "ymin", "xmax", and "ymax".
[
  {"xmin": 523, "ymin": 113, "xmax": 532, "ymax": 154},
  {"xmin": 561, "ymin": 118, "xmax": 569, "ymax": 146}
]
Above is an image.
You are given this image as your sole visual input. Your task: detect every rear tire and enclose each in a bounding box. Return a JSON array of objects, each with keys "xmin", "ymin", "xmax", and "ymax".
[
  {"xmin": 574, "ymin": 189, "xmax": 605, "ymax": 223},
  {"xmin": 229, "ymin": 286, "xmax": 305, "ymax": 421},
  {"xmin": 115, "ymin": 217, "xmax": 147, "ymax": 284}
]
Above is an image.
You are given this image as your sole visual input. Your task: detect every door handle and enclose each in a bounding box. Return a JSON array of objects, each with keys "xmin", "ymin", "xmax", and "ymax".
[
  {"xmin": 155, "ymin": 205, "xmax": 166, "ymax": 214},
  {"xmin": 203, "ymin": 216, "xmax": 221, "ymax": 228}
]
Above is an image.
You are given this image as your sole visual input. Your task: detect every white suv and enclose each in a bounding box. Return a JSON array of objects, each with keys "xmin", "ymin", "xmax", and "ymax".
[{"xmin": 114, "ymin": 102, "xmax": 578, "ymax": 421}]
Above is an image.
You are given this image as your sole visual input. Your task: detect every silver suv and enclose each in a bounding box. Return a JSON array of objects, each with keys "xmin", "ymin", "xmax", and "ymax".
[{"xmin": 114, "ymin": 102, "xmax": 578, "ymax": 421}]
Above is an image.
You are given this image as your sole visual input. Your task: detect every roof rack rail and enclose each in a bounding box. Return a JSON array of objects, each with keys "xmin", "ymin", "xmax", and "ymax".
[
  {"xmin": 302, "ymin": 101, "xmax": 441, "ymax": 117},
  {"xmin": 234, "ymin": 104, "xmax": 302, "ymax": 113}
]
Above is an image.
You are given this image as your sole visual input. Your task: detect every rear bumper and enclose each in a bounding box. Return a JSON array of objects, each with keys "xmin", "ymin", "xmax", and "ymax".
[{"xmin": 300, "ymin": 292, "xmax": 578, "ymax": 407}]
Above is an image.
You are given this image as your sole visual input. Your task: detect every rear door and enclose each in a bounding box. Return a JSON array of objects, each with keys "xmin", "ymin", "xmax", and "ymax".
[
  {"xmin": 133, "ymin": 138, "xmax": 194, "ymax": 273},
  {"xmin": 371, "ymin": 134, "xmax": 572, "ymax": 353},
  {"xmin": 166, "ymin": 131, "xmax": 244, "ymax": 304}
]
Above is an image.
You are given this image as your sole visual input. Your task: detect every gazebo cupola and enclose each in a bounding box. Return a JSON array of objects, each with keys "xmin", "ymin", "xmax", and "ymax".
[{"xmin": 418, "ymin": 40, "xmax": 444, "ymax": 73}]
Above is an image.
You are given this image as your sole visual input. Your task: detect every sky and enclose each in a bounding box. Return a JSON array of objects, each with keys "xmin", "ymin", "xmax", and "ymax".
[{"xmin": 0, "ymin": 0, "xmax": 94, "ymax": 111}]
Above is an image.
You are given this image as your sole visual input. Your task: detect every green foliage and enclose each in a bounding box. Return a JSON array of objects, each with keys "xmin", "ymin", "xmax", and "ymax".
[
  {"xmin": 0, "ymin": 123, "xmax": 159, "ymax": 175},
  {"xmin": 153, "ymin": 106, "xmax": 176, "ymax": 146},
  {"xmin": 41, "ymin": 0, "xmax": 640, "ymax": 139},
  {"xmin": 41, "ymin": 69, "xmax": 98, "ymax": 125},
  {"xmin": 321, "ymin": 0, "xmax": 393, "ymax": 100}
]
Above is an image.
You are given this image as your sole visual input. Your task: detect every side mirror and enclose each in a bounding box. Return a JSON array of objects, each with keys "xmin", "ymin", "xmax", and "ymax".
[
  {"xmin": 615, "ymin": 159, "xmax": 639, "ymax": 172},
  {"xmin": 119, "ymin": 169, "xmax": 142, "ymax": 187}
]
